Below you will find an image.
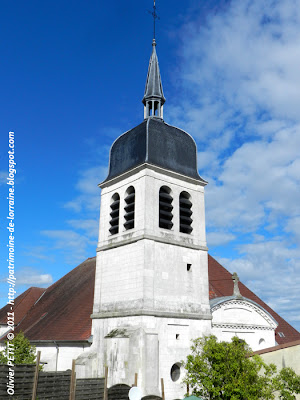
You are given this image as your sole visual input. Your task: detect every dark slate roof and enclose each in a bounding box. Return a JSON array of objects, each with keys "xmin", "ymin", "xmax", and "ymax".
[
  {"xmin": 1, "ymin": 255, "xmax": 298, "ymax": 344},
  {"xmin": 104, "ymin": 118, "xmax": 205, "ymax": 183},
  {"xmin": 0, "ymin": 287, "xmax": 45, "ymax": 326},
  {"xmin": 208, "ymin": 254, "xmax": 300, "ymax": 345},
  {"xmin": 142, "ymin": 39, "xmax": 165, "ymax": 105}
]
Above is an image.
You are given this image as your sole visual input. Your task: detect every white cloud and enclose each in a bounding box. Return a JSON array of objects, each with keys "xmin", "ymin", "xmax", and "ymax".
[
  {"xmin": 23, "ymin": 246, "xmax": 54, "ymax": 261},
  {"xmin": 205, "ymin": 124, "xmax": 300, "ymax": 232},
  {"xmin": 55, "ymin": 165, "xmax": 105, "ymax": 262},
  {"xmin": 67, "ymin": 219, "xmax": 98, "ymax": 238},
  {"xmin": 285, "ymin": 217, "xmax": 300, "ymax": 241},
  {"xmin": 75, "ymin": 166, "xmax": 106, "ymax": 194},
  {"xmin": 41, "ymin": 229, "xmax": 96, "ymax": 265},
  {"xmin": 218, "ymin": 236, "xmax": 300, "ymax": 326},
  {"xmin": 0, "ymin": 267, "xmax": 53, "ymax": 287},
  {"xmin": 40, "ymin": 159, "xmax": 107, "ymax": 265},
  {"xmin": 0, "ymin": 171, "xmax": 7, "ymax": 185},
  {"xmin": 64, "ymin": 166, "xmax": 107, "ymax": 213},
  {"xmin": 170, "ymin": 0, "xmax": 300, "ymax": 329},
  {"xmin": 207, "ymin": 231, "xmax": 236, "ymax": 246},
  {"xmin": 170, "ymin": 0, "xmax": 300, "ymax": 143}
]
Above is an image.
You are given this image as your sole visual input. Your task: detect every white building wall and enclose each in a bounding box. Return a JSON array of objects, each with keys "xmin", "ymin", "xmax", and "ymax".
[
  {"xmin": 31, "ymin": 343, "xmax": 91, "ymax": 372},
  {"xmin": 211, "ymin": 299, "xmax": 277, "ymax": 351},
  {"xmin": 257, "ymin": 343, "xmax": 300, "ymax": 374}
]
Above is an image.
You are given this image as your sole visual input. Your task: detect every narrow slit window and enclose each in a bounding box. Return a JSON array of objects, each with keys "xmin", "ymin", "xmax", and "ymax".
[
  {"xmin": 149, "ymin": 102, "xmax": 153, "ymax": 116},
  {"xmin": 159, "ymin": 186, "xmax": 173, "ymax": 230},
  {"xmin": 109, "ymin": 193, "xmax": 120, "ymax": 235},
  {"xmin": 179, "ymin": 191, "xmax": 193, "ymax": 234},
  {"xmin": 124, "ymin": 186, "xmax": 135, "ymax": 230}
]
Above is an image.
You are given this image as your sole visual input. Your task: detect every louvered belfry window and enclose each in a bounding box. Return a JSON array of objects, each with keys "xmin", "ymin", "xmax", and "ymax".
[
  {"xmin": 109, "ymin": 193, "xmax": 120, "ymax": 235},
  {"xmin": 179, "ymin": 191, "xmax": 193, "ymax": 234},
  {"xmin": 159, "ymin": 186, "xmax": 173, "ymax": 230},
  {"xmin": 124, "ymin": 186, "xmax": 135, "ymax": 230}
]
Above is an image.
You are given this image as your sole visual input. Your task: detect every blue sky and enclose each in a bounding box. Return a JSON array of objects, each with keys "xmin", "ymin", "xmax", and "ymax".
[{"xmin": 1, "ymin": 0, "xmax": 300, "ymax": 332}]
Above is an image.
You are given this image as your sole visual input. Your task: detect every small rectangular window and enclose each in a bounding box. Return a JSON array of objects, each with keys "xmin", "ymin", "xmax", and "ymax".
[
  {"xmin": 187, "ymin": 264, "xmax": 192, "ymax": 271},
  {"xmin": 176, "ymin": 334, "xmax": 180, "ymax": 340}
]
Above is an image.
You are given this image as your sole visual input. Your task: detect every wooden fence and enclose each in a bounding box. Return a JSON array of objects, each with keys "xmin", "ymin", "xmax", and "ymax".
[
  {"xmin": 37, "ymin": 370, "xmax": 73, "ymax": 399},
  {"xmin": 0, "ymin": 363, "xmax": 36, "ymax": 399},
  {"xmin": 0, "ymin": 357, "xmax": 167, "ymax": 400},
  {"xmin": 76, "ymin": 378, "xmax": 105, "ymax": 399}
]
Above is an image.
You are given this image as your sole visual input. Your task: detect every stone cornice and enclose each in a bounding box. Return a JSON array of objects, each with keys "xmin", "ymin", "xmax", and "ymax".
[
  {"xmin": 99, "ymin": 163, "xmax": 206, "ymax": 189},
  {"xmin": 91, "ymin": 310, "xmax": 212, "ymax": 321},
  {"xmin": 212, "ymin": 323, "xmax": 274, "ymax": 331},
  {"xmin": 29, "ymin": 340, "xmax": 91, "ymax": 345},
  {"xmin": 97, "ymin": 233, "xmax": 208, "ymax": 252}
]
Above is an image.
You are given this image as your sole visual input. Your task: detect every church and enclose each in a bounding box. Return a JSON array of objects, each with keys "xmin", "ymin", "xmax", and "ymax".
[{"xmin": 1, "ymin": 34, "xmax": 300, "ymax": 399}]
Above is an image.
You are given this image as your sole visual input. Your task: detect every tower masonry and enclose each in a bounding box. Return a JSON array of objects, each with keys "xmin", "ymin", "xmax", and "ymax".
[{"xmin": 76, "ymin": 39, "xmax": 212, "ymax": 399}]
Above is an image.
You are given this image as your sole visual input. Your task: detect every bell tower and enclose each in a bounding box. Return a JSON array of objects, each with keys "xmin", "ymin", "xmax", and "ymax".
[{"xmin": 86, "ymin": 35, "xmax": 212, "ymax": 399}]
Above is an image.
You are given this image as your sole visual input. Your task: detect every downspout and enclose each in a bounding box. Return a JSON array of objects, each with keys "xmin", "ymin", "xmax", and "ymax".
[{"xmin": 54, "ymin": 341, "xmax": 59, "ymax": 372}]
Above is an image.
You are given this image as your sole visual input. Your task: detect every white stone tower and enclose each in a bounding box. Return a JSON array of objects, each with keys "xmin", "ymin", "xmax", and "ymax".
[{"xmin": 80, "ymin": 38, "xmax": 212, "ymax": 399}]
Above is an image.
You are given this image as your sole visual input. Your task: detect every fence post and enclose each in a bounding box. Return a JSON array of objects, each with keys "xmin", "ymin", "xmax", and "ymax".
[
  {"xmin": 69, "ymin": 359, "xmax": 76, "ymax": 400},
  {"xmin": 103, "ymin": 366, "xmax": 108, "ymax": 400},
  {"xmin": 133, "ymin": 373, "xmax": 138, "ymax": 387},
  {"xmin": 161, "ymin": 378, "xmax": 165, "ymax": 400},
  {"xmin": 31, "ymin": 350, "xmax": 41, "ymax": 400}
]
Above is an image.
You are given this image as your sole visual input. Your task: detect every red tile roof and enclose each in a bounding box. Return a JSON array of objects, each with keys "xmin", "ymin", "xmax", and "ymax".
[
  {"xmin": 12, "ymin": 257, "xmax": 95, "ymax": 341},
  {"xmin": 208, "ymin": 254, "xmax": 300, "ymax": 345},
  {"xmin": 0, "ymin": 287, "xmax": 45, "ymax": 326},
  {"xmin": 1, "ymin": 255, "xmax": 298, "ymax": 344}
]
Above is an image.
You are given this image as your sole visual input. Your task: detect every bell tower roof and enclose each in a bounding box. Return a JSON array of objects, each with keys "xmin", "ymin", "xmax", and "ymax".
[
  {"xmin": 142, "ymin": 39, "xmax": 165, "ymax": 107},
  {"xmin": 103, "ymin": 118, "xmax": 206, "ymax": 184}
]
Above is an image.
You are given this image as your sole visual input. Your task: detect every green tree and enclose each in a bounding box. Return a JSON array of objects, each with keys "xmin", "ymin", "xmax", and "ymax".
[
  {"xmin": 273, "ymin": 367, "xmax": 300, "ymax": 400},
  {"xmin": 183, "ymin": 335, "xmax": 300, "ymax": 400},
  {"xmin": 0, "ymin": 332, "xmax": 36, "ymax": 364}
]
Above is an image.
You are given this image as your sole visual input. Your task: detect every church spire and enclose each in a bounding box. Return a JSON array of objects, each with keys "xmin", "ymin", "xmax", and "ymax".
[
  {"xmin": 142, "ymin": 2, "xmax": 165, "ymax": 119},
  {"xmin": 142, "ymin": 39, "xmax": 165, "ymax": 119}
]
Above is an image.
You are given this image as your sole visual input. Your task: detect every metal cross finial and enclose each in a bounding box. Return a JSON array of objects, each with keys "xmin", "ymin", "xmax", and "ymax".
[{"xmin": 149, "ymin": 0, "xmax": 160, "ymax": 40}]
